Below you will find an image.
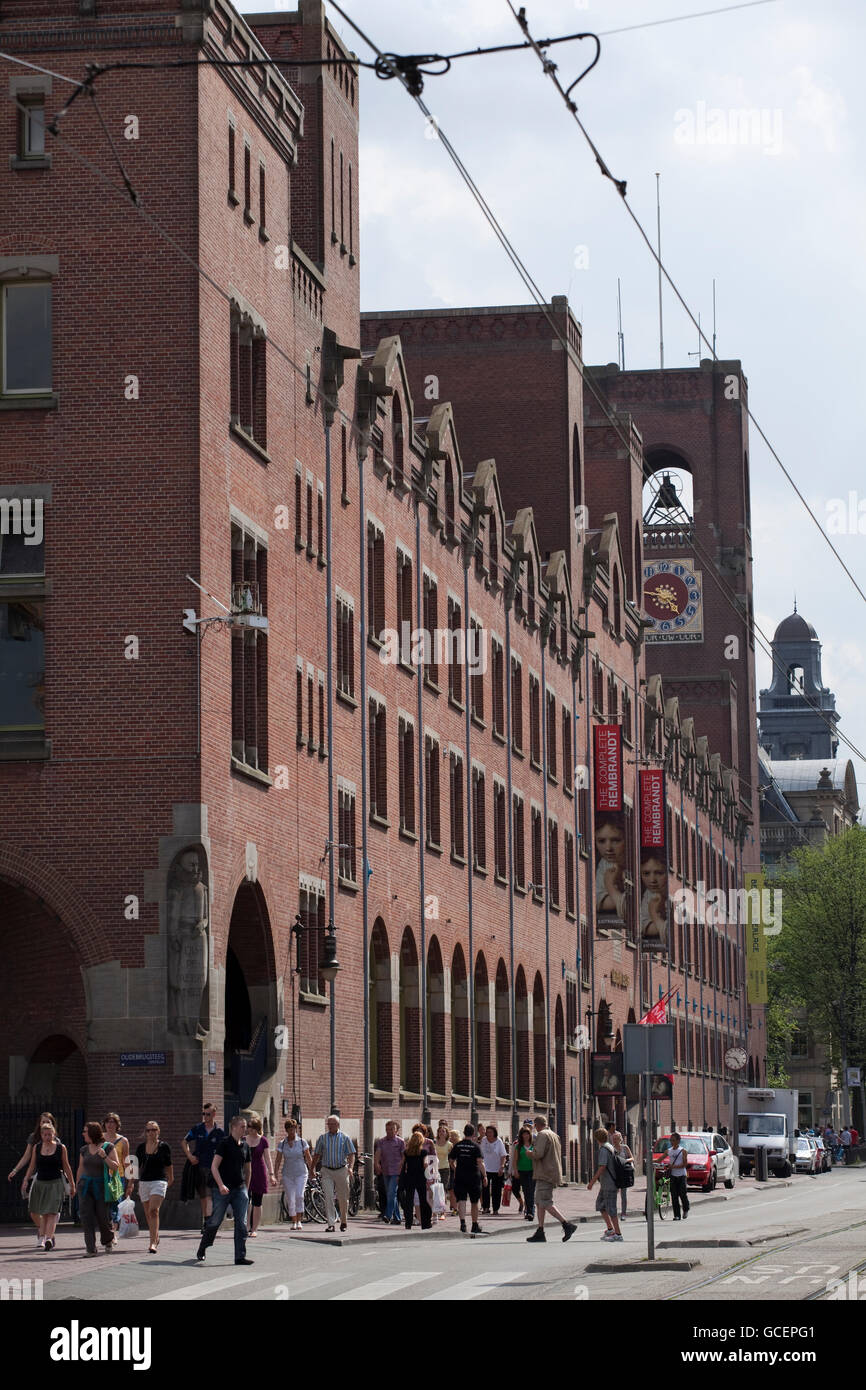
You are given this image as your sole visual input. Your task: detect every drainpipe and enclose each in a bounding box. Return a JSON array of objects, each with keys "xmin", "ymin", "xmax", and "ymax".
[
  {"xmin": 463, "ymin": 540, "xmax": 477, "ymax": 1127},
  {"xmin": 504, "ymin": 591, "xmax": 518, "ymax": 1140},
  {"xmin": 709, "ymin": 808, "xmax": 719, "ymax": 1129},
  {"xmin": 358, "ymin": 433, "xmax": 372, "ymax": 1170},
  {"xmin": 323, "ymin": 417, "xmax": 337, "ymax": 1116},
  {"xmin": 415, "ymin": 489, "xmax": 428, "ymax": 1124},
  {"xmin": 540, "ymin": 626, "xmax": 553, "ymax": 1125},
  {"xmin": 584, "ymin": 621, "xmax": 597, "ymax": 1154},
  {"xmin": 680, "ymin": 769, "xmax": 690, "ymax": 1129},
  {"xmin": 571, "ymin": 644, "xmax": 582, "ymax": 1179}
]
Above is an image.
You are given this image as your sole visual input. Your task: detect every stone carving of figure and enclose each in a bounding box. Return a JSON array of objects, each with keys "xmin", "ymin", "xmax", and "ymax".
[{"xmin": 167, "ymin": 848, "xmax": 209, "ymax": 1037}]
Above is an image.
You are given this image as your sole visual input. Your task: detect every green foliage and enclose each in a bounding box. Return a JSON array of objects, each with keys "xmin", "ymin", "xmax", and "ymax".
[{"xmin": 770, "ymin": 827, "xmax": 866, "ymax": 1073}]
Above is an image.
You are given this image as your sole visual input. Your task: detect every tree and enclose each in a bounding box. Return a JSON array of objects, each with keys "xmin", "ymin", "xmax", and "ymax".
[{"xmin": 772, "ymin": 826, "xmax": 866, "ymax": 1124}]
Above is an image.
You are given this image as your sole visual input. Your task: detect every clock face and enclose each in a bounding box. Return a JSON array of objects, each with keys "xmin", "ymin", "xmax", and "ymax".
[
  {"xmin": 643, "ymin": 560, "xmax": 703, "ymax": 643},
  {"xmin": 725, "ymin": 1047, "xmax": 747, "ymax": 1071}
]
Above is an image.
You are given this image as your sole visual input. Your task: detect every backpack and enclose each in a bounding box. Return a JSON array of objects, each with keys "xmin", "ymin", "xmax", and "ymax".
[{"xmin": 609, "ymin": 1148, "xmax": 633, "ymax": 1189}]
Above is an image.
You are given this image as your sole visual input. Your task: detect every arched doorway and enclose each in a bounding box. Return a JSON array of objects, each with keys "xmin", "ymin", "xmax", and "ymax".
[
  {"xmin": 532, "ymin": 972, "xmax": 547, "ymax": 1103},
  {"xmin": 554, "ymin": 997, "xmax": 566, "ymax": 1164},
  {"xmin": 224, "ymin": 881, "xmax": 278, "ymax": 1123},
  {"xmin": 474, "ymin": 952, "xmax": 491, "ymax": 1099},
  {"xmin": 495, "ymin": 960, "xmax": 511, "ymax": 1102},
  {"xmin": 369, "ymin": 919, "xmax": 392, "ymax": 1091},
  {"xmin": 426, "ymin": 937, "xmax": 446, "ymax": 1097},
  {"xmin": 399, "ymin": 928, "xmax": 420, "ymax": 1094},
  {"xmin": 515, "ymin": 967, "xmax": 530, "ymax": 1103},
  {"xmin": 451, "ymin": 946, "xmax": 469, "ymax": 1097}
]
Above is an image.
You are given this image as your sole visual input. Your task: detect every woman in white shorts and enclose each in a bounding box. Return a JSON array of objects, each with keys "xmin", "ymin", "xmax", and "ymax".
[
  {"xmin": 274, "ymin": 1119, "xmax": 312, "ymax": 1230},
  {"xmin": 134, "ymin": 1121, "xmax": 173, "ymax": 1253}
]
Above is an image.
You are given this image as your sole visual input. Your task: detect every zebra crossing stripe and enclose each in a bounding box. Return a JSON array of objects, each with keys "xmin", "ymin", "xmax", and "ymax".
[
  {"xmin": 425, "ymin": 1270, "xmax": 526, "ymax": 1301},
  {"xmin": 331, "ymin": 1271, "xmax": 439, "ymax": 1300}
]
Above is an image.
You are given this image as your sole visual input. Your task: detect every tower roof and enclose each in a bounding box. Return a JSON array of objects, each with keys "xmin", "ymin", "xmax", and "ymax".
[{"xmin": 773, "ymin": 611, "xmax": 817, "ymax": 642}]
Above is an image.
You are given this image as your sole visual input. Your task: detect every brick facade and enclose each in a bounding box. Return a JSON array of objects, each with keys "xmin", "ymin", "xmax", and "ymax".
[{"xmin": 0, "ymin": 0, "xmax": 757, "ymax": 1190}]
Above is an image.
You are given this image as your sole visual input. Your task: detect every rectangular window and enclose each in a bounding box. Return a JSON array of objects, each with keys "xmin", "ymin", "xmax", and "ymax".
[
  {"xmin": 318, "ymin": 673, "xmax": 325, "ymax": 755},
  {"xmin": 18, "ymin": 96, "xmax": 45, "ymax": 160},
  {"xmin": 578, "ymin": 784, "xmax": 589, "ymax": 857},
  {"xmin": 336, "ymin": 594, "xmax": 355, "ymax": 699},
  {"xmin": 425, "ymin": 734, "xmax": 441, "ymax": 848},
  {"xmin": 531, "ymin": 806, "xmax": 543, "ymax": 897},
  {"xmin": 398, "ymin": 716, "xmax": 415, "ymax": 835},
  {"xmin": 562, "ymin": 708, "xmax": 572, "ymax": 793},
  {"xmin": 244, "ymin": 141, "xmax": 252, "ymax": 219},
  {"xmin": 258, "ymin": 160, "xmax": 266, "ymax": 233},
  {"xmin": 529, "ymin": 674, "xmax": 541, "ymax": 767},
  {"xmin": 548, "ymin": 819, "xmax": 560, "ymax": 907},
  {"xmin": 229, "ymin": 525, "xmax": 268, "ymax": 773},
  {"xmin": 513, "ymin": 794, "xmax": 525, "ymax": 889},
  {"xmin": 295, "ymin": 464, "xmax": 303, "ymax": 545},
  {"xmin": 511, "ymin": 657, "xmax": 523, "ymax": 753},
  {"xmin": 564, "ymin": 830, "xmax": 575, "ymax": 917},
  {"xmin": 580, "ymin": 918, "xmax": 590, "ymax": 986},
  {"xmin": 307, "ymin": 668, "xmax": 315, "ymax": 750},
  {"xmin": 450, "ymin": 750, "xmax": 465, "ymax": 860},
  {"xmin": 317, "ymin": 485, "xmax": 324, "ymax": 560},
  {"xmin": 470, "ymin": 619, "xmax": 484, "ymax": 723},
  {"xmin": 396, "ymin": 549, "xmax": 413, "ymax": 647},
  {"xmin": 546, "ymin": 690, "xmax": 557, "ymax": 780},
  {"xmin": 423, "ymin": 575, "xmax": 439, "ymax": 688},
  {"xmin": 0, "ymin": 600, "xmax": 45, "ymax": 742},
  {"xmin": 338, "ymin": 787, "xmax": 357, "ymax": 885},
  {"xmin": 493, "ymin": 781, "xmax": 507, "ymax": 881},
  {"xmin": 341, "ymin": 425, "xmax": 348, "ymax": 501},
  {"xmin": 306, "ymin": 475, "xmax": 313, "ymax": 551},
  {"xmin": 228, "ymin": 118, "xmax": 236, "ymax": 198},
  {"xmin": 492, "ymin": 639, "xmax": 505, "ymax": 737},
  {"xmin": 566, "ymin": 975, "xmax": 577, "ymax": 1045},
  {"xmin": 229, "ymin": 308, "xmax": 266, "ymax": 450},
  {"xmin": 366, "ymin": 522, "xmax": 385, "ymax": 643},
  {"xmin": 472, "ymin": 766, "xmax": 486, "ymax": 870},
  {"xmin": 448, "ymin": 596, "xmax": 462, "ymax": 705},
  {"xmin": 368, "ymin": 698, "xmax": 387, "ymax": 822},
  {"xmin": 2, "ymin": 282, "xmax": 52, "ymax": 395},
  {"xmin": 298, "ymin": 887, "xmax": 326, "ymax": 996},
  {"xmin": 296, "ymin": 659, "xmax": 304, "ymax": 744}
]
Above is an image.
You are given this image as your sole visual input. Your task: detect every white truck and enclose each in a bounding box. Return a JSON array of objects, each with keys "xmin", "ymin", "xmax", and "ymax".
[{"xmin": 736, "ymin": 1087, "xmax": 799, "ymax": 1177}]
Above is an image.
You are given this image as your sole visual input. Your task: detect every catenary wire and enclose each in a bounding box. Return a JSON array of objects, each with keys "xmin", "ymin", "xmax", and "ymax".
[{"xmin": 503, "ymin": 0, "xmax": 866, "ymax": 613}]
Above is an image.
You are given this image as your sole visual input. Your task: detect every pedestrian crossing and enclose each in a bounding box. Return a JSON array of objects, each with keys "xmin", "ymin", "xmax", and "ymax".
[{"xmin": 236, "ymin": 1267, "xmax": 531, "ymax": 1301}]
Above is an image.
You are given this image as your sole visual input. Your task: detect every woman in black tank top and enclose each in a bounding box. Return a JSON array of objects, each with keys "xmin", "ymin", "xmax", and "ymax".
[{"xmin": 22, "ymin": 1121, "xmax": 76, "ymax": 1251}]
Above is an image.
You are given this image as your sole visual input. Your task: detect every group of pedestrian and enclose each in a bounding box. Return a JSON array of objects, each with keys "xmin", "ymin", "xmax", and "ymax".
[{"xmin": 822, "ymin": 1123, "xmax": 858, "ymax": 1163}]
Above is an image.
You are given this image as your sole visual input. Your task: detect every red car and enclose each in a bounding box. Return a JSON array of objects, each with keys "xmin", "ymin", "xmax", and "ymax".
[{"xmin": 653, "ymin": 1135, "xmax": 715, "ymax": 1190}]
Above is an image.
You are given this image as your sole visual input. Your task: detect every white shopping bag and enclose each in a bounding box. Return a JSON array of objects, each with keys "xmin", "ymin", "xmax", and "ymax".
[
  {"xmin": 117, "ymin": 1197, "xmax": 139, "ymax": 1237},
  {"xmin": 430, "ymin": 1181, "xmax": 446, "ymax": 1215}
]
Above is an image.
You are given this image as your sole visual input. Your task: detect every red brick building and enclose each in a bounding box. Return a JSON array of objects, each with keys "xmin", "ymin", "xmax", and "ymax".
[{"xmin": 0, "ymin": 0, "xmax": 756, "ymax": 1195}]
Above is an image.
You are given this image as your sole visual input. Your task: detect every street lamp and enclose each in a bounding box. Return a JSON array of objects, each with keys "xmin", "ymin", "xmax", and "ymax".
[{"xmin": 292, "ymin": 913, "xmax": 340, "ymax": 984}]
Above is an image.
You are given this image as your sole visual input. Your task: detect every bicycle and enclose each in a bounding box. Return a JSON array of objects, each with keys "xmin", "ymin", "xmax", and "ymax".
[
  {"xmin": 348, "ymin": 1152, "xmax": 372, "ymax": 1217},
  {"xmin": 304, "ymin": 1174, "xmax": 328, "ymax": 1223},
  {"xmin": 652, "ymin": 1165, "xmax": 671, "ymax": 1220}
]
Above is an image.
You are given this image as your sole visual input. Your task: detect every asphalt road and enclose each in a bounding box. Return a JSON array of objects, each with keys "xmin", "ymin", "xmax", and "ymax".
[{"xmin": 5, "ymin": 1167, "xmax": 865, "ymax": 1302}]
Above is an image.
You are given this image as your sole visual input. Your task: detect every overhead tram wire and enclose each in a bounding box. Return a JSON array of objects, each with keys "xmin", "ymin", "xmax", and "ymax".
[
  {"xmin": 502, "ymin": 0, "xmax": 866, "ymax": 615},
  {"xmin": 5, "ymin": 37, "xmax": 863, "ymax": 793},
  {"xmin": 322, "ymin": 3, "xmax": 866, "ymax": 782}
]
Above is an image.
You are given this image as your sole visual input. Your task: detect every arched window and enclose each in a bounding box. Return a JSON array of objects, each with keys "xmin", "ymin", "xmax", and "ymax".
[
  {"xmin": 527, "ymin": 560, "xmax": 536, "ymax": 626},
  {"xmin": 369, "ymin": 919, "xmax": 392, "ymax": 1091},
  {"xmin": 489, "ymin": 517, "xmax": 498, "ymax": 586},
  {"xmin": 399, "ymin": 927, "xmax": 420, "ymax": 1093},
  {"xmin": 426, "ymin": 937, "xmax": 446, "ymax": 1095},
  {"xmin": 444, "ymin": 459, "xmax": 456, "ymax": 541},
  {"xmin": 392, "ymin": 394, "xmax": 404, "ymax": 483},
  {"xmin": 612, "ymin": 567, "xmax": 621, "ymax": 637},
  {"xmin": 515, "ymin": 966, "xmax": 530, "ymax": 1101},
  {"xmin": 533, "ymin": 972, "xmax": 547, "ymax": 1100},
  {"xmin": 495, "ymin": 960, "xmax": 511, "ymax": 1099},
  {"xmin": 451, "ymin": 945, "xmax": 470, "ymax": 1095},
  {"xmin": 474, "ymin": 952, "xmax": 491, "ymax": 1099}
]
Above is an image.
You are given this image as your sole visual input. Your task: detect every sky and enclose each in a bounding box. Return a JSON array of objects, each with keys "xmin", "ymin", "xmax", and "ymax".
[{"xmin": 240, "ymin": 0, "xmax": 866, "ymax": 802}]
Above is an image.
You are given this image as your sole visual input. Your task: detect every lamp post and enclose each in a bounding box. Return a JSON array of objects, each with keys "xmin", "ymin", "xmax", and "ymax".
[{"xmin": 292, "ymin": 913, "xmax": 340, "ymax": 1115}]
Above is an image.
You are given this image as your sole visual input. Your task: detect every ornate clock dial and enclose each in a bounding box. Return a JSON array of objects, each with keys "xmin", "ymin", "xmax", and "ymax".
[{"xmin": 725, "ymin": 1047, "xmax": 747, "ymax": 1071}]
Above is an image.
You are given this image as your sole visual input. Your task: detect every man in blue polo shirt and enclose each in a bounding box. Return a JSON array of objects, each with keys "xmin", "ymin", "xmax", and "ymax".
[
  {"xmin": 182, "ymin": 1102, "xmax": 224, "ymax": 1230},
  {"xmin": 313, "ymin": 1115, "xmax": 356, "ymax": 1233}
]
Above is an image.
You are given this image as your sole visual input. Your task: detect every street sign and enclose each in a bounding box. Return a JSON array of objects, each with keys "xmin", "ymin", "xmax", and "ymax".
[
  {"xmin": 623, "ymin": 1022, "xmax": 674, "ymax": 1075},
  {"xmin": 119, "ymin": 1051, "xmax": 166, "ymax": 1067}
]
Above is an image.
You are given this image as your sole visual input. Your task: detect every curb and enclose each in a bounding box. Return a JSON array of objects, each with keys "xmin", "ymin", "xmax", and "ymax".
[{"xmin": 584, "ymin": 1259, "xmax": 701, "ymax": 1273}]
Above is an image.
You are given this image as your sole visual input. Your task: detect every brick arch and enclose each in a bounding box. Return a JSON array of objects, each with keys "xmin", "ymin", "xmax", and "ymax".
[
  {"xmin": 399, "ymin": 926, "xmax": 421, "ymax": 1093},
  {"xmin": 0, "ymin": 843, "xmax": 104, "ymax": 967},
  {"xmin": 426, "ymin": 936, "xmax": 446, "ymax": 1095}
]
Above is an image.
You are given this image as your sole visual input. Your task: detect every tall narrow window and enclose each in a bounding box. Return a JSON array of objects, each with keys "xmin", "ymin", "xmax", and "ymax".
[
  {"xmin": 493, "ymin": 782, "xmax": 507, "ymax": 881},
  {"xmin": 529, "ymin": 675, "xmax": 541, "ymax": 767},
  {"xmin": 392, "ymin": 396, "xmax": 404, "ymax": 483},
  {"xmin": 336, "ymin": 593, "xmax": 355, "ymax": 699},
  {"xmin": 492, "ymin": 639, "xmax": 505, "ymax": 737},
  {"xmin": 296, "ymin": 659, "xmax": 304, "ymax": 743},
  {"xmin": 230, "ymin": 525, "xmax": 268, "ymax": 773},
  {"xmin": 425, "ymin": 734, "xmax": 441, "ymax": 848},
  {"xmin": 470, "ymin": 619, "xmax": 484, "ymax": 723},
  {"xmin": 318, "ymin": 673, "xmax": 325, "ymax": 755},
  {"xmin": 447, "ymin": 597, "xmax": 462, "ymax": 705},
  {"xmin": 369, "ymin": 698, "xmax": 387, "ymax": 821},
  {"xmin": 398, "ymin": 717, "xmax": 415, "ymax": 835},
  {"xmin": 228, "ymin": 118, "xmax": 237, "ymax": 200},
  {"xmin": 295, "ymin": 464, "xmax": 303, "ymax": 544},
  {"xmin": 513, "ymin": 795, "xmax": 525, "ymax": 889},
  {"xmin": 348, "ymin": 162, "xmax": 354, "ymax": 259},
  {"xmin": 316, "ymin": 484, "xmax": 324, "ymax": 560},
  {"xmin": 258, "ymin": 160, "xmax": 267, "ymax": 237},
  {"xmin": 243, "ymin": 141, "xmax": 252, "ymax": 222},
  {"xmin": 366, "ymin": 521, "xmax": 385, "ymax": 643},
  {"xmin": 472, "ymin": 766, "xmax": 486, "ymax": 870},
  {"xmin": 396, "ymin": 549, "xmax": 413, "ymax": 649},
  {"xmin": 330, "ymin": 139, "xmax": 336, "ymax": 243},
  {"xmin": 341, "ymin": 425, "xmax": 348, "ymax": 501},
  {"xmin": 306, "ymin": 475, "xmax": 313, "ymax": 551},
  {"xmin": 548, "ymin": 819, "xmax": 560, "ymax": 907},
  {"xmin": 511, "ymin": 657, "xmax": 523, "ymax": 753},
  {"xmin": 18, "ymin": 96, "xmax": 46, "ymax": 161},
  {"xmin": 338, "ymin": 784, "xmax": 357, "ymax": 884},
  {"xmin": 2, "ymin": 281, "xmax": 52, "ymax": 397},
  {"xmin": 450, "ymin": 750, "xmax": 465, "ymax": 859},
  {"xmin": 531, "ymin": 807, "xmax": 543, "ymax": 896},
  {"xmin": 423, "ymin": 575, "xmax": 439, "ymax": 688},
  {"xmin": 564, "ymin": 830, "xmax": 575, "ymax": 917},
  {"xmin": 546, "ymin": 691, "xmax": 557, "ymax": 779},
  {"xmin": 562, "ymin": 708, "xmax": 572, "ymax": 792},
  {"xmin": 489, "ymin": 521, "xmax": 498, "ymax": 587},
  {"xmin": 339, "ymin": 150, "xmax": 345, "ymax": 250}
]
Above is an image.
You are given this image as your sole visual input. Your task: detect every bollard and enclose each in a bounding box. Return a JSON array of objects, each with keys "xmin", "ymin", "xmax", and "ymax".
[{"xmin": 755, "ymin": 1146, "xmax": 769, "ymax": 1182}]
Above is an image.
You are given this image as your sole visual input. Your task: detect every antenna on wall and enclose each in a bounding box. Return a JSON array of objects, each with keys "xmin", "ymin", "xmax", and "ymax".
[
  {"xmin": 688, "ymin": 313, "xmax": 701, "ymax": 363},
  {"xmin": 616, "ymin": 277, "xmax": 625, "ymax": 370}
]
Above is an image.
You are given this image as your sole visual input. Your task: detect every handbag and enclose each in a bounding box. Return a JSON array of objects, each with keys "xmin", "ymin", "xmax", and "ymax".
[
  {"xmin": 501, "ymin": 1178, "xmax": 512, "ymax": 1207},
  {"xmin": 430, "ymin": 1181, "xmax": 446, "ymax": 1215},
  {"xmin": 103, "ymin": 1144, "xmax": 125, "ymax": 1203},
  {"xmin": 117, "ymin": 1197, "xmax": 139, "ymax": 1237}
]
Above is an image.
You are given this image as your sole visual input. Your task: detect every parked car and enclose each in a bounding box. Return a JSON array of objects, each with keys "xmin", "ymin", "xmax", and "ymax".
[
  {"xmin": 653, "ymin": 1135, "xmax": 715, "ymax": 1189},
  {"xmin": 680, "ymin": 1131, "xmax": 737, "ymax": 1189},
  {"xmin": 812, "ymin": 1135, "xmax": 831, "ymax": 1172},
  {"xmin": 794, "ymin": 1135, "xmax": 820, "ymax": 1174}
]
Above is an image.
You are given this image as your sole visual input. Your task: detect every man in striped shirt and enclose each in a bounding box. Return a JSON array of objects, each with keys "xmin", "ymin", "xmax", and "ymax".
[{"xmin": 313, "ymin": 1116, "xmax": 356, "ymax": 1232}]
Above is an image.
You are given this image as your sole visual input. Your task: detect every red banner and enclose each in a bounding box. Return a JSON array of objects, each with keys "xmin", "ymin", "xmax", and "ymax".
[
  {"xmin": 639, "ymin": 769, "xmax": 666, "ymax": 848},
  {"xmin": 593, "ymin": 724, "xmax": 622, "ymax": 812}
]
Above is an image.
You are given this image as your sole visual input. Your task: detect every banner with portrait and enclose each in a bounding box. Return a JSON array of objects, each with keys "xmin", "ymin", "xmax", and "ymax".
[
  {"xmin": 639, "ymin": 769, "xmax": 669, "ymax": 955},
  {"xmin": 594, "ymin": 725, "xmax": 628, "ymax": 931},
  {"xmin": 591, "ymin": 1052, "xmax": 625, "ymax": 1098}
]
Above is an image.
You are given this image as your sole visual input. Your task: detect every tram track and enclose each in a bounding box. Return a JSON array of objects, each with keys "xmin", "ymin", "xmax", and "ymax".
[{"xmin": 663, "ymin": 1215, "xmax": 866, "ymax": 1300}]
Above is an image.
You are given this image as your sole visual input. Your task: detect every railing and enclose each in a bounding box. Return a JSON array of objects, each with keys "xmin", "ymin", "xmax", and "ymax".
[
  {"xmin": 292, "ymin": 248, "xmax": 324, "ymax": 322},
  {"xmin": 643, "ymin": 524, "xmax": 694, "ymax": 549}
]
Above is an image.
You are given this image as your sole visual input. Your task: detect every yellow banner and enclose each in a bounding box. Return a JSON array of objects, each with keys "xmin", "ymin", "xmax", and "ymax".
[{"xmin": 745, "ymin": 871, "xmax": 768, "ymax": 1005}]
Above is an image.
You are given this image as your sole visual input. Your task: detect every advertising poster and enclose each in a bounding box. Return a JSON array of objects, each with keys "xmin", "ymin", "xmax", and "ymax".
[
  {"xmin": 639, "ymin": 768, "xmax": 669, "ymax": 954},
  {"xmin": 591, "ymin": 1052, "xmax": 625, "ymax": 1098},
  {"xmin": 594, "ymin": 724, "xmax": 627, "ymax": 931}
]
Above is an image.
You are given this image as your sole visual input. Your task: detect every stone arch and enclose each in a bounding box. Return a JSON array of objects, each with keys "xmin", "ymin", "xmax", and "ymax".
[
  {"xmin": 426, "ymin": 935, "xmax": 446, "ymax": 1096},
  {"xmin": 495, "ymin": 959, "xmax": 511, "ymax": 1100},
  {"xmin": 554, "ymin": 996, "xmax": 566, "ymax": 1154},
  {"xmin": 451, "ymin": 944, "xmax": 469, "ymax": 1096},
  {"xmin": 399, "ymin": 927, "xmax": 421, "ymax": 1093},
  {"xmin": 224, "ymin": 879, "xmax": 279, "ymax": 1118},
  {"xmin": 0, "ymin": 844, "xmax": 104, "ymax": 968},
  {"xmin": 369, "ymin": 918, "xmax": 393, "ymax": 1091}
]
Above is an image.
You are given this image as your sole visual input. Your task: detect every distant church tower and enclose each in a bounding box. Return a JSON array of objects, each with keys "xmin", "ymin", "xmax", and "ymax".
[{"xmin": 758, "ymin": 609, "xmax": 839, "ymax": 760}]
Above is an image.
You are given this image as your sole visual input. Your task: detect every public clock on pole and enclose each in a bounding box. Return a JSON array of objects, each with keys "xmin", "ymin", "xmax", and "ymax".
[{"xmin": 725, "ymin": 1047, "xmax": 747, "ymax": 1071}]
